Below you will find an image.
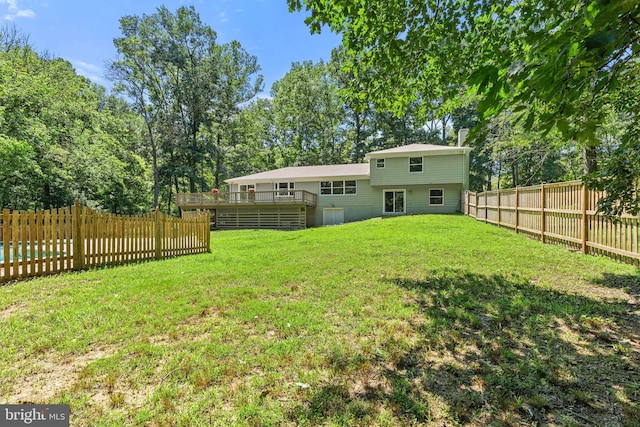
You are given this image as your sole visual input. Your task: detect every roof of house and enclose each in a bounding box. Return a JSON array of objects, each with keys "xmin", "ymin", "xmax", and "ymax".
[
  {"xmin": 226, "ymin": 163, "xmax": 370, "ymax": 184},
  {"xmin": 365, "ymin": 143, "xmax": 471, "ymax": 159}
]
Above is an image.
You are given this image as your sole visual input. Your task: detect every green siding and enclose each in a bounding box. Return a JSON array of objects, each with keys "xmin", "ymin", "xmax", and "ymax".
[
  {"xmin": 310, "ymin": 181, "xmax": 461, "ymax": 225},
  {"xmin": 370, "ymin": 154, "xmax": 466, "ymax": 186},
  {"xmin": 402, "ymin": 184, "xmax": 462, "ymax": 214},
  {"xmin": 297, "ymin": 180, "xmax": 381, "ymax": 225},
  {"xmin": 227, "ymin": 159, "xmax": 467, "ymax": 227},
  {"xmin": 232, "ymin": 180, "xmax": 462, "ymax": 226}
]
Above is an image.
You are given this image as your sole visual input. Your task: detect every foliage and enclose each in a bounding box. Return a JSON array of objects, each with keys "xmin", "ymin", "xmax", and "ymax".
[
  {"xmin": 0, "ymin": 45, "xmax": 150, "ymax": 212},
  {"xmin": 1, "ymin": 216, "xmax": 638, "ymax": 425},
  {"xmin": 270, "ymin": 60, "xmax": 347, "ymax": 165},
  {"xmin": 586, "ymin": 73, "xmax": 640, "ymax": 216},
  {"xmin": 110, "ymin": 6, "xmax": 262, "ymax": 209},
  {"xmin": 289, "ymin": 0, "xmax": 640, "ymax": 213}
]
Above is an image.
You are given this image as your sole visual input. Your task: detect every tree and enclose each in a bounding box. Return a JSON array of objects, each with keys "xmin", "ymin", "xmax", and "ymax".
[
  {"xmin": 289, "ymin": 0, "xmax": 640, "ymax": 214},
  {"xmin": 0, "ymin": 45, "xmax": 150, "ymax": 212},
  {"xmin": 270, "ymin": 61, "xmax": 347, "ymax": 166},
  {"xmin": 110, "ymin": 6, "xmax": 262, "ymax": 210},
  {"xmin": 207, "ymin": 40, "xmax": 263, "ymax": 188},
  {"xmin": 586, "ymin": 68, "xmax": 640, "ymax": 216}
]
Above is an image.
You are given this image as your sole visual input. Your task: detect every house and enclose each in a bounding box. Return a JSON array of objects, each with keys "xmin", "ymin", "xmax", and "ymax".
[{"xmin": 177, "ymin": 133, "xmax": 471, "ymax": 229}]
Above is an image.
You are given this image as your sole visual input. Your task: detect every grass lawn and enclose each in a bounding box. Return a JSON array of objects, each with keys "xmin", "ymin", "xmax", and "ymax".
[{"xmin": 1, "ymin": 214, "xmax": 639, "ymax": 426}]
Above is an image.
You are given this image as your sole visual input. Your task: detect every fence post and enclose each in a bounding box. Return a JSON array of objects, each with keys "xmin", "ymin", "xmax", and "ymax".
[
  {"xmin": 473, "ymin": 191, "xmax": 478, "ymax": 219},
  {"xmin": 497, "ymin": 189, "xmax": 501, "ymax": 227},
  {"xmin": 541, "ymin": 183, "xmax": 546, "ymax": 243},
  {"xmin": 581, "ymin": 182, "xmax": 589, "ymax": 254},
  {"xmin": 484, "ymin": 192, "xmax": 488, "ymax": 223},
  {"xmin": 155, "ymin": 207, "xmax": 162, "ymax": 260},
  {"xmin": 514, "ymin": 187, "xmax": 519, "ymax": 234},
  {"xmin": 2, "ymin": 209, "xmax": 10, "ymax": 279},
  {"xmin": 73, "ymin": 200, "xmax": 84, "ymax": 271},
  {"xmin": 206, "ymin": 210, "xmax": 211, "ymax": 251}
]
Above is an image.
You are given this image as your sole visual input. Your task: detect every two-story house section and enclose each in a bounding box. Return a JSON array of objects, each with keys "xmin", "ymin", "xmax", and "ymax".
[
  {"xmin": 365, "ymin": 143, "xmax": 471, "ymax": 218},
  {"xmin": 177, "ymin": 139, "xmax": 471, "ymax": 229}
]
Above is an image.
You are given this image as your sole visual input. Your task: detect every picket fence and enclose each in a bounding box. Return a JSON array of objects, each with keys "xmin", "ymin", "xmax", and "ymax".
[
  {"xmin": 0, "ymin": 201, "xmax": 210, "ymax": 282},
  {"xmin": 463, "ymin": 180, "xmax": 640, "ymax": 264}
]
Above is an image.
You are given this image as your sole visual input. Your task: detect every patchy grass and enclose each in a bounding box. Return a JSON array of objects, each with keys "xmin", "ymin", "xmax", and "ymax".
[{"xmin": 0, "ymin": 214, "xmax": 638, "ymax": 426}]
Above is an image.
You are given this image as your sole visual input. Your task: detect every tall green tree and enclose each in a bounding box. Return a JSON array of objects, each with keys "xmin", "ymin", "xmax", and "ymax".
[
  {"xmin": 271, "ymin": 61, "xmax": 347, "ymax": 166},
  {"xmin": 289, "ymin": 0, "xmax": 640, "ymax": 213},
  {"xmin": 207, "ymin": 40, "xmax": 263, "ymax": 188},
  {"xmin": 110, "ymin": 6, "xmax": 262, "ymax": 209},
  {"xmin": 0, "ymin": 45, "xmax": 150, "ymax": 212}
]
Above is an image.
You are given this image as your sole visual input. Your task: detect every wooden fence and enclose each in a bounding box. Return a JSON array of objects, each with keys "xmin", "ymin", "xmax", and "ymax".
[
  {"xmin": 0, "ymin": 201, "xmax": 211, "ymax": 282},
  {"xmin": 463, "ymin": 180, "xmax": 640, "ymax": 264}
]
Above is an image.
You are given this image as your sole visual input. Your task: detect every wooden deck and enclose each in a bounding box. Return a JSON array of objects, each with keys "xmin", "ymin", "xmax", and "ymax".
[
  {"xmin": 177, "ymin": 191, "xmax": 317, "ymax": 230},
  {"xmin": 176, "ymin": 190, "xmax": 317, "ymax": 209}
]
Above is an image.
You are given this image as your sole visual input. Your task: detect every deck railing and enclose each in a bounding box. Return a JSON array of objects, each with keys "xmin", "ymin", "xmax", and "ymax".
[
  {"xmin": 463, "ymin": 180, "xmax": 640, "ymax": 264},
  {"xmin": 1, "ymin": 201, "xmax": 210, "ymax": 282},
  {"xmin": 177, "ymin": 190, "xmax": 317, "ymax": 208}
]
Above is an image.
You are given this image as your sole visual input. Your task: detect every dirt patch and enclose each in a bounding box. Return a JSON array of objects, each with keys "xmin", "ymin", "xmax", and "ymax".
[
  {"xmin": 0, "ymin": 302, "xmax": 28, "ymax": 320},
  {"xmin": 9, "ymin": 347, "xmax": 117, "ymax": 404}
]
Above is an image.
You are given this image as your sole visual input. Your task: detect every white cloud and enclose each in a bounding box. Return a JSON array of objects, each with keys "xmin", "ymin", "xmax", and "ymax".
[
  {"xmin": 14, "ymin": 8, "xmax": 34, "ymax": 18},
  {"xmin": 71, "ymin": 59, "xmax": 106, "ymax": 85},
  {"xmin": 1, "ymin": 0, "xmax": 35, "ymax": 20}
]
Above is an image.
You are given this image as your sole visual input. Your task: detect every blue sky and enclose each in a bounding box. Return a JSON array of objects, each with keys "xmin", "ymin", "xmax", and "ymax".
[{"xmin": 1, "ymin": 0, "xmax": 341, "ymax": 95}]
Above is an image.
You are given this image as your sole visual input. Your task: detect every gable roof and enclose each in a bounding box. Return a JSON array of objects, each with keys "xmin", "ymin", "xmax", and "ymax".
[
  {"xmin": 365, "ymin": 143, "xmax": 471, "ymax": 159},
  {"xmin": 226, "ymin": 163, "xmax": 370, "ymax": 184}
]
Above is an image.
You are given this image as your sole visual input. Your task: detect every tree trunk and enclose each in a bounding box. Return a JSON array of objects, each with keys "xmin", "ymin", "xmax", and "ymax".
[
  {"xmin": 214, "ymin": 133, "xmax": 222, "ymax": 189},
  {"xmin": 43, "ymin": 182, "xmax": 52, "ymax": 210},
  {"xmin": 146, "ymin": 122, "xmax": 160, "ymax": 208},
  {"xmin": 582, "ymin": 145, "xmax": 597, "ymax": 175},
  {"xmin": 353, "ymin": 112, "xmax": 363, "ymax": 162}
]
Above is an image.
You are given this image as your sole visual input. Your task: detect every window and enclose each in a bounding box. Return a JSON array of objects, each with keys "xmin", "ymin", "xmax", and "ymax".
[
  {"xmin": 320, "ymin": 180, "xmax": 357, "ymax": 195},
  {"xmin": 275, "ymin": 182, "xmax": 294, "ymax": 197},
  {"xmin": 409, "ymin": 157, "xmax": 423, "ymax": 173},
  {"xmin": 376, "ymin": 158, "xmax": 385, "ymax": 169},
  {"xmin": 429, "ymin": 189, "xmax": 444, "ymax": 206},
  {"xmin": 239, "ymin": 184, "xmax": 256, "ymax": 201},
  {"xmin": 332, "ymin": 180, "xmax": 344, "ymax": 195},
  {"xmin": 383, "ymin": 190, "xmax": 405, "ymax": 214},
  {"xmin": 344, "ymin": 180, "xmax": 357, "ymax": 194}
]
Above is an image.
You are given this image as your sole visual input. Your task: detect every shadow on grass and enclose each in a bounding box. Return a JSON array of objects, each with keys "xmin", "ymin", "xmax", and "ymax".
[
  {"xmin": 291, "ymin": 270, "xmax": 640, "ymax": 426},
  {"xmin": 596, "ymin": 272, "xmax": 640, "ymax": 301}
]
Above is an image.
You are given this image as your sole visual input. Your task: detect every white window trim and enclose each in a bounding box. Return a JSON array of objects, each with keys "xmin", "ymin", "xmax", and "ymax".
[
  {"xmin": 376, "ymin": 158, "xmax": 385, "ymax": 169},
  {"xmin": 409, "ymin": 156, "xmax": 423, "ymax": 173},
  {"xmin": 319, "ymin": 180, "xmax": 357, "ymax": 196},
  {"xmin": 382, "ymin": 189, "xmax": 406, "ymax": 214},
  {"xmin": 429, "ymin": 188, "xmax": 445, "ymax": 206},
  {"xmin": 275, "ymin": 182, "xmax": 295, "ymax": 197}
]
